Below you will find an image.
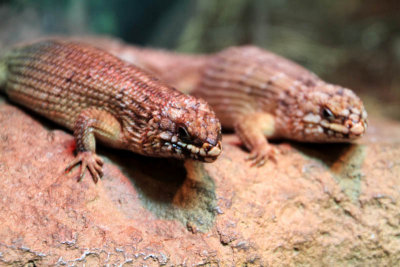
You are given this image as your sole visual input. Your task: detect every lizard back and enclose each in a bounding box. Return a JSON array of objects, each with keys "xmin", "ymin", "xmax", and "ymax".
[
  {"xmin": 193, "ymin": 46, "xmax": 320, "ymax": 128},
  {"xmin": 1, "ymin": 39, "xmax": 182, "ymax": 130}
]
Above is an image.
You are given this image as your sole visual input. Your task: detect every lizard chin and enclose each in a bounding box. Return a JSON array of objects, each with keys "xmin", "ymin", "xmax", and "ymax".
[{"xmin": 160, "ymin": 139, "xmax": 222, "ymax": 162}]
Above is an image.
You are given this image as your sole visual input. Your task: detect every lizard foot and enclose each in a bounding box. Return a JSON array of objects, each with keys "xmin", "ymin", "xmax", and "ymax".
[
  {"xmin": 246, "ymin": 145, "xmax": 277, "ymax": 167},
  {"xmin": 65, "ymin": 151, "xmax": 104, "ymax": 183}
]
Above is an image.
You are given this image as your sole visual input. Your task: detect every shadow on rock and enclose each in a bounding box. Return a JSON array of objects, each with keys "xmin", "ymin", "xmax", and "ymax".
[
  {"xmin": 292, "ymin": 142, "xmax": 355, "ymax": 168},
  {"xmin": 293, "ymin": 142, "xmax": 366, "ymax": 202},
  {"xmin": 101, "ymin": 148, "xmax": 217, "ymax": 232}
]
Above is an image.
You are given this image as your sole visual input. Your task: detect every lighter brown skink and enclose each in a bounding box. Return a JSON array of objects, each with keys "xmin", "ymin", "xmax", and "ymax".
[
  {"xmin": 0, "ymin": 39, "xmax": 222, "ymax": 182},
  {"xmin": 90, "ymin": 41, "xmax": 367, "ymax": 166}
]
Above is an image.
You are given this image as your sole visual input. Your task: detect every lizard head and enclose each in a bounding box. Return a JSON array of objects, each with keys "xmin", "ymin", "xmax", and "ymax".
[
  {"xmin": 153, "ymin": 95, "xmax": 222, "ymax": 162},
  {"xmin": 290, "ymin": 83, "xmax": 367, "ymax": 142}
]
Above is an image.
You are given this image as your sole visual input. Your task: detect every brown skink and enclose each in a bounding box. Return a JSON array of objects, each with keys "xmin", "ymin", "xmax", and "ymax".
[
  {"xmin": 0, "ymin": 39, "xmax": 222, "ymax": 182},
  {"xmin": 91, "ymin": 42, "xmax": 367, "ymax": 166}
]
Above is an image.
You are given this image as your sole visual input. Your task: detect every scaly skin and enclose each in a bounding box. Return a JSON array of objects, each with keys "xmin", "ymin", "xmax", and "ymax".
[
  {"xmin": 194, "ymin": 46, "xmax": 367, "ymax": 165},
  {"xmin": 72, "ymin": 36, "xmax": 210, "ymax": 94},
  {"xmin": 91, "ymin": 41, "xmax": 368, "ymax": 166},
  {"xmin": 0, "ymin": 39, "xmax": 222, "ymax": 182}
]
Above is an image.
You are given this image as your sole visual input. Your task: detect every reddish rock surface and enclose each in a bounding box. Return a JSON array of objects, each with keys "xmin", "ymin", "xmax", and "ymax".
[{"xmin": 0, "ymin": 96, "xmax": 400, "ymax": 266}]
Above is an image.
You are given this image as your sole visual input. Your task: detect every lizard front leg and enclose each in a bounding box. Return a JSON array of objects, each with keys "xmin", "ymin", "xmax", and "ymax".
[
  {"xmin": 234, "ymin": 112, "xmax": 277, "ymax": 167},
  {"xmin": 65, "ymin": 108, "xmax": 125, "ymax": 183}
]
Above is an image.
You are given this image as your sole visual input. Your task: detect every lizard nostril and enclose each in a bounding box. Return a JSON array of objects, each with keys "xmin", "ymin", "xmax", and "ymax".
[
  {"xmin": 207, "ymin": 137, "xmax": 217, "ymax": 146},
  {"xmin": 345, "ymin": 120, "xmax": 353, "ymax": 128},
  {"xmin": 350, "ymin": 122, "xmax": 365, "ymax": 135}
]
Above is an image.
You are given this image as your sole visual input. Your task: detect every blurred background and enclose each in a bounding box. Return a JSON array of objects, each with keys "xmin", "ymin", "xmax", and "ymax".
[{"xmin": 0, "ymin": 0, "xmax": 399, "ymax": 119}]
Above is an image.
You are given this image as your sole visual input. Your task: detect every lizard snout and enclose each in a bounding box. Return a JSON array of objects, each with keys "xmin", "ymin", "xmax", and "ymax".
[{"xmin": 349, "ymin": 121, "xmax": 366, "ymax": 136}]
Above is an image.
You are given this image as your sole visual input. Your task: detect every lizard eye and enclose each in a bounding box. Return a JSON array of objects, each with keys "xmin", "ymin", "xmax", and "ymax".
[
  {"xmin": 178, "ymin": 126, "xmax": 191, "ymax": 142},
  {"xmin": 322, "ymin": 107, "xmax": 335, "ymax": 120}
]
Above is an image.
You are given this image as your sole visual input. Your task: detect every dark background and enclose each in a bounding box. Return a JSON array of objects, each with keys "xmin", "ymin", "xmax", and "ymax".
[{"xmin": 1, "ymin": 0, "xmax": 399, "ymax": 119}]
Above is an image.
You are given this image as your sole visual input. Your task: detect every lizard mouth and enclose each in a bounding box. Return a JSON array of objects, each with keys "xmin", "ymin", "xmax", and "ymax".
[
  {"xmin": 160, "ymin": 137, "xmax": 222, "ymax": 162},
  {"xmin": 319, "ymin": 119, "xmax": 367, "ymax": 139},
  {"xmin": 302, "ymin": 111, "xmax": 367, "ymax": 141}
]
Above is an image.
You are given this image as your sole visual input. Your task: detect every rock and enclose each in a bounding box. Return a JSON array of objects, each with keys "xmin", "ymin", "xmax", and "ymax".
[{"xmin": 0, "ymin": 96, "xmax": 399, "ymax": 266}]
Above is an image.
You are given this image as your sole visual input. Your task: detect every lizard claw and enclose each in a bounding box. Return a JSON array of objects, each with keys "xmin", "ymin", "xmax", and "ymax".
[
  {"xmin": 65, "ymin": 151, "xmax": 104, "ymax": 183},
  {"xmin": 246, "ymin": 145, "xmax": 277, "ymax": 167}
]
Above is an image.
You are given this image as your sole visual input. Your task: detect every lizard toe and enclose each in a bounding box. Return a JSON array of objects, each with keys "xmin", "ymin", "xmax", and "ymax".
[
  {"xmin": 246, "ymin": 145, "xmax": 277, "ymax": 167},
  {"xmin": 66, "ymin": 151, "xmax": 104, "ymax": 183}
]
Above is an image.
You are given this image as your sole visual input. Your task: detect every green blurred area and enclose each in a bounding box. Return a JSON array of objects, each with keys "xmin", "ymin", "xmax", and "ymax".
[{"xmin": 1, "ymin": 0, "xmax": 399, "ymax": 118}]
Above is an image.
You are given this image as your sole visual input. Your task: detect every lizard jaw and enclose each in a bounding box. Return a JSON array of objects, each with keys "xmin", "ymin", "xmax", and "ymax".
[
  {"xmin": 302, "ymin": 107, "xmax": 367, "ymax": 141},
  {"xmin": 160, "ymin": 136, "xmax": 222, "ymax": 162}
]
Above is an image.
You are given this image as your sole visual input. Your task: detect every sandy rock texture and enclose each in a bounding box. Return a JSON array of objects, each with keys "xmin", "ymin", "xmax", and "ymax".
[{"xmin": 0, "ymin": 97, "xmax": 400, "ymax": 266}]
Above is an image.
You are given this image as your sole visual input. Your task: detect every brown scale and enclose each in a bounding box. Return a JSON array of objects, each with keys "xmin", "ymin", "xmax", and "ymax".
[
  {"xmin": 0, "ymin": 39, "xmax": 222, "ymax": 183},
  {"xmin": 102, "ymin": 43, "xmax": 368, "ymax": 167},
  {"xmin": 197, "ymin": 47, "xmax": 367, "ymax": 166}
]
